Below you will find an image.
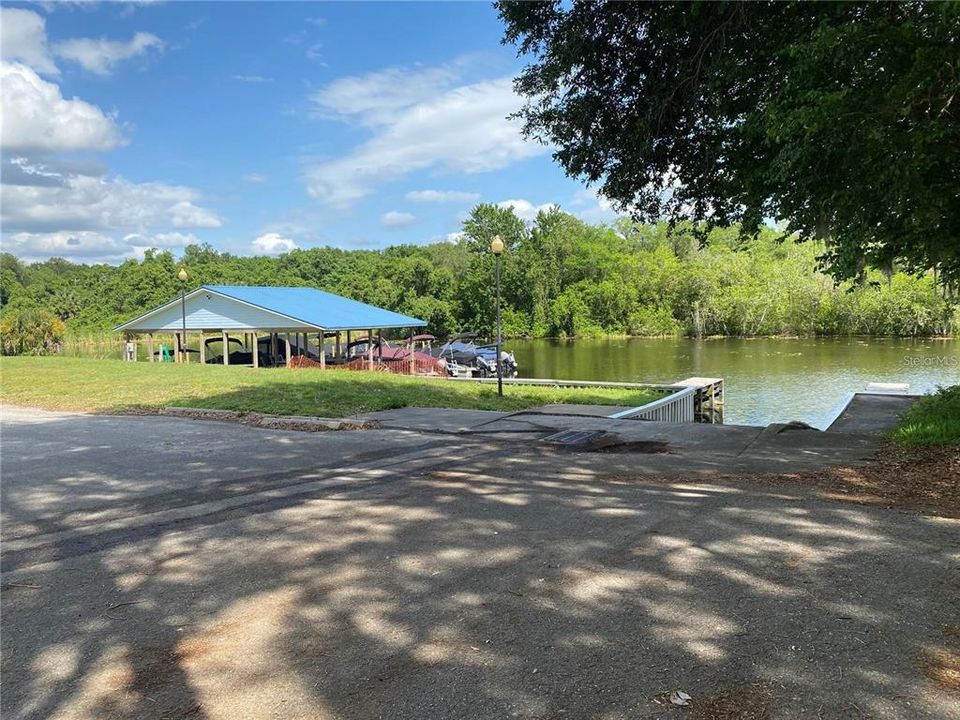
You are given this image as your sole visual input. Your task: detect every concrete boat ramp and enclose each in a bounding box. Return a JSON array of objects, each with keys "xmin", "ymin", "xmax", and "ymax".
[{"xmin": 354, "ymin": 392, "xmax": 917, "ymax": 474}]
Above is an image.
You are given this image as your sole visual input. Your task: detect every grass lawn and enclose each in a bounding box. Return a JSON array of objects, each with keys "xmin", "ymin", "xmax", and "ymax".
[
  {"xmin": 0, "ymin": 357, "xmax": 658, "ymax": 417},
  {"xmin": 890, "ymin": 384, "xmax": 960, "ymax": 447}
]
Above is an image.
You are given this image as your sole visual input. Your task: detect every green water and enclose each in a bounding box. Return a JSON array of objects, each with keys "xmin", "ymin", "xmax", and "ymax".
[{"xmin": 510, "ymin": 337, "xmax": 960, "ymax": 428}]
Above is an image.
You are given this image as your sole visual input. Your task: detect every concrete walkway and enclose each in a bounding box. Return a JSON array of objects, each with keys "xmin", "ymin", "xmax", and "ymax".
[
  {"xmin": 826, "ymin": 392, "xmax": 919, "ymax": 434},
  {"xmin": 356, "ymin": 407, "xmax": 884, "ymax": 473}
]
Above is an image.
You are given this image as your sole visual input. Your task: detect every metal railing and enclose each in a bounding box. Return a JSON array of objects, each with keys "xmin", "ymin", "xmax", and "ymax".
[
  {"xmin": 607, "ymin": 385, "xmax": 696, "ymax": 423},
  {"xmin": 445, "ymin": 375, "xmax": 720, "ymax": 424}
]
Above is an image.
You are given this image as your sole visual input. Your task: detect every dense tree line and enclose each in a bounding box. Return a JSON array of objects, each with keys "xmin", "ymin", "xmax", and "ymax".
[{"xmin": 0, "ymin": 206, "xmax": 955, "ymax": 352}]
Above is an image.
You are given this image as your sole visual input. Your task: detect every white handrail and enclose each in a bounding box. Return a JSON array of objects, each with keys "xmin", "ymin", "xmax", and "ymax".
[{"xmin": 608, "ymin": 385, "xmax": 696, "ymax": 422}]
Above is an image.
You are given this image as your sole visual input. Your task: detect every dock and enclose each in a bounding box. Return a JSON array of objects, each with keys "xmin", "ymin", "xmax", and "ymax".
[{"xmin": 826, "ymin": 393, "xmax": 919, "ymax": 434}]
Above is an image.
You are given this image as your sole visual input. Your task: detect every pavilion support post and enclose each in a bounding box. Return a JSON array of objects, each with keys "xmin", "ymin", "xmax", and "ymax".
[
  {"xmin": 301, "ymin": 332, "xmax": 307, "ymax": 357},
  {"xmin": 175, "ymin": 332, "xmax": 182, "ymax": 363},
  {"xmin": 319, "ymin": 333, "xmax": 326, "ymax": 369},
  {"xmin": 284, "ymin": 333, "xmax": 292, "ymax": 368},
  {"xmin": 148, "ymin": 334, "xmax": 154, "ymax": 363},
  {"xmin": 346, "ymin": 330, "xmax": 352, "ymax": 356},
  {"xmin": 199, "ymin": 332, "xmax": 206, "ymax": 364},
  {"xmin": 222, "ymin": 331, "xmax": 229, "ymax": 366},
  {"xmin": 335, "ymin": 331, "xmax": 341, "ymax": 358},
  {"xmin": 409, "ymin": 330, "xmax": 415, "ymax": 375},
  {"xmin": 377, "ymin": 330, "xmax": 383, "ymax": 362},
  {"xmin": 252, "ymin": 331, "xmax": 260, "ymax": 368},
  {"xmin": 271, "ymin": 333, "xmax": 278, "ymax": 365},
  {"xmin": 368, "ymin": 328, "xmax": 374, "ymax": 370}
]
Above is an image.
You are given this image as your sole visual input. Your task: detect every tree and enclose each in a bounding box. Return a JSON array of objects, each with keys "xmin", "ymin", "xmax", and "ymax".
[{"xmin": 497, "ymin": 1, "xmax": 960, "ymax": 284}]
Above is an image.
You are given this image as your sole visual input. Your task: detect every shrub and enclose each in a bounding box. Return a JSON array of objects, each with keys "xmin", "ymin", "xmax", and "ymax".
[
  {"xmin": 891, "ymin": 385, "xmax": 960, "ymax": 447},
  {"xmin": 0, "ymin": 308, "xmax": 67, "ymax": 356}
]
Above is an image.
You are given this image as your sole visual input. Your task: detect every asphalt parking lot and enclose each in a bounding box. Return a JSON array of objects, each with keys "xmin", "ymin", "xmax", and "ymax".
[{"xmin": 2, "ymin": 407, "xmax": 958, "ymax": 719}]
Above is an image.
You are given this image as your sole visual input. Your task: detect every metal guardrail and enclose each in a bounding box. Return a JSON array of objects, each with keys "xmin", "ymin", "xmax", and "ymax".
[
  {"xmin": 607, "ymin": 385, "xmax": 696, "ymax": 422},
  {"xmin": 446, "ymin": 375, "xmax": 722, "ymax": 424}
]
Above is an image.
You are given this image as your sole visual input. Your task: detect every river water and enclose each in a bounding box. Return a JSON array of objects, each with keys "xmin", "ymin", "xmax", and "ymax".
[{"xmin": 509, "ymin": 337, "xmax": 960, "ymax": 428}]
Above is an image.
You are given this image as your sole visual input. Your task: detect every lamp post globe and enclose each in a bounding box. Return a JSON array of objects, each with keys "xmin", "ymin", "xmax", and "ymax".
[{"xmin": 490, "ymin": 236, "xmax": 504, "ymax": 397}]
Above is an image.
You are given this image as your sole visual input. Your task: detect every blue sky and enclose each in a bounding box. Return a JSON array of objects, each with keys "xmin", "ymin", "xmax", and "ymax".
[{"xmin": 1, "ymin": 1, "xmax": 615, "ymax": 263}]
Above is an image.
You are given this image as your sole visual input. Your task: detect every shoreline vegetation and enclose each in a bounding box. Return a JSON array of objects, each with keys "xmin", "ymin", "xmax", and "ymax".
[
  {"xmin": 52, "ymin": 332, "xmax": 958, "ymax": 364},
  {"xmin": 2, "ymin": 212, "xmax": 957, "ymax": 357},
  {"xmin": 889, "ymin": 385, "xmax": 960, "ymax": 448},
  {"xmin": 0, "ymin": 357, "xmax": 658, "ymax": 418}
]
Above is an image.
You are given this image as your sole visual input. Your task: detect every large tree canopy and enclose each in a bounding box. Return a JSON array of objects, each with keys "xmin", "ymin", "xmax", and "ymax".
[{"xmin": 497, "ymin": 1, "xmax": 960, "ymax": 284}]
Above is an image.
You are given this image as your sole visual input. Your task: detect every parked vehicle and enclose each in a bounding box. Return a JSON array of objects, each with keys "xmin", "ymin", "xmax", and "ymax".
[{"xmin": 429, "ymin": 333, "xmax": 518, "ymax": 378}]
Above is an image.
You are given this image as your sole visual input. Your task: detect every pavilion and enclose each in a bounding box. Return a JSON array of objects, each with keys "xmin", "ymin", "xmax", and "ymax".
[{"xmin": 114, "ymin": 285, "xmax": 427, "ymax": 368}]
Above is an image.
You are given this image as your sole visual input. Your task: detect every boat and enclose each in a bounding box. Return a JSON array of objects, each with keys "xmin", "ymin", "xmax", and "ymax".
[
  {"xmin": 341, "ymin": 335, "xmax": 447, "ymax": 375},
  {"xmin": 428, "ymin": 333, "xmax": 519, "ymax": 378}
]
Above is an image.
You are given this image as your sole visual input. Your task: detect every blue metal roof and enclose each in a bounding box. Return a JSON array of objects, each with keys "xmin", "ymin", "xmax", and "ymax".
[
  {"xmin": 204, "ymin": 285, "xmax": 427, "ymax": 330},
  {"xmin": 114, "ymin": 284, "xmax": 427, "ymax": 332}
]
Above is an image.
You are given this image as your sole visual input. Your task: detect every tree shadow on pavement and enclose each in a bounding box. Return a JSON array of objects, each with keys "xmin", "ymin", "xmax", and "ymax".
[{"xmin": 1, "ymin": 412, "xmax": 957, "ymax": 720}]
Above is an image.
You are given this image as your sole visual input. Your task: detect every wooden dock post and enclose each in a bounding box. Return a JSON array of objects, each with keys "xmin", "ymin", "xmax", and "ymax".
[{"xmin": 675, "ymin": 377, "xmax": 724, "ymax": 423}]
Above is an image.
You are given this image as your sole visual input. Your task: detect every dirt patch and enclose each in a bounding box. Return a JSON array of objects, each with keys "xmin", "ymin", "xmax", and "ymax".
[
  {"xmin": 686, "ymin": 684, "xmax": 773, "ymax": 720},
  {"xmin": 763, "ymin": 445, "xmax": 960, "ymax": 518},
  {"xmin": 607, "ymin": 444, "xmax": 960, "ymax": 517},
  {"xmin": 920, "ymin": 625, "xmax": 960, "ymax": 692},
  {"xmin": 107, "ymin": 406, "xmax": 380, "ymax": 432},
  {"xmin": 594, "ymin": 440, "xmax": 670, "ymax": 454}
]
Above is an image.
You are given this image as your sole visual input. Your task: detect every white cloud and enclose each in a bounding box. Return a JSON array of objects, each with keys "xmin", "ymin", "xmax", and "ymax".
[
  {"xmin": 2, "ymin": 167, "xmax": 221, "ymax": 234},
  {"xmin": 251, "ymin": 232, "xmax": 297, "ymax": 256},
  {"xmin": 233, "ymin": 74, "xmax": 272, "ymax": 83},
  {"xmin": 304, "ymin": 74, "xmax": 546, "ymax": 207},
  {"xmin": 3, "ymin": 228, "xmax": 202, "ymax": 264},
  {"xmin": 571, "ymin": 186, "xmax": 619, "ymax": 223},
  {"xmin": 124, "ymin": 231, "xmax": 200, "ymax": 248},
  {"xmin": 242, "ymin": 172, "xmax": 267, "ymax": 183},
  {"xmin": 53, "ymin": 32, "xmax": 164, "ymax": 75},
  {"xmin": 312, "ymin": 63, "xmax": 461, "ymax": 126},
  {"xmin": 3, "ymin": 231, "xmax": 127, "ymax": 262},
  {"xmin": 445, "ymin": 231, "xmax": 465, "ymax": 243},
  {"xmin": 0, "ymin": 8, "xmax": 58, "ymax": 75},
  {"xmin": 406, "ymin": 189, "xmax": 480, "ymax": 204},
  {"xmin": 0, "ymin": 14, "xmax": 216, "ymax": 265},
  {"xmin": 0, "ymin": 62, "xmax": 124, "ymax": 153},
  {"xmin": 380, "ymin": 211, "xmax": 417, "ymax": 229},
  {"xmin": 169, "ymin": 200, "xmax": 221, "ymax": 228},
  {"xmin": 497, "ymin": 198, "xmax": 558, "ymax": 222}
]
